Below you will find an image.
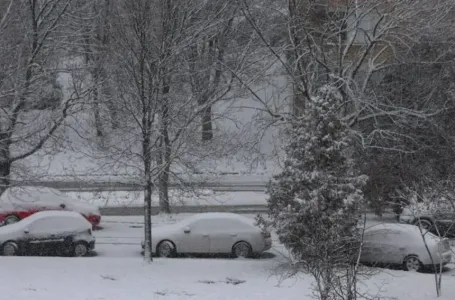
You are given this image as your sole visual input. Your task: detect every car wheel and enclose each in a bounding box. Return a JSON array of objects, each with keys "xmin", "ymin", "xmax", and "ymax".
[
  {"xmin": 73, "ymin": 242, "xmax": 89, "ymax": 257},
  {"xmin": 4, "ymin": 215, "xmax": 20, "ymax": 225},
  {"xmin": 2, "ymin": 241, "xmax": 18, "ymax": 256},
  {"xmin": 403, "ymin": 255, "xmax": 423, "ymax": 272},
  {"xmin": 232, "ymin": 241, "xmax": 252, "ymax": 258},
  {"xmin": 156, "ymin": 240, "xmax": 175, "ymax": 258}
]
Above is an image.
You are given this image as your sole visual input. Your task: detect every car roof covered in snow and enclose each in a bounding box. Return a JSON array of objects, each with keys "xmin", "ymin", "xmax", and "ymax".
[
  {"xmin": 0, "ymin": 186, "xmax": 99, "ymax": 215},
  {"xmin": 364, "ymin": 223, "xmax": 440, "ymax": 245},
  {"xmin": 181, "ymin": 212, "xmax": 256, "ymax": 226},
  {"xmin": 25, "ymin": 210, "xmax": 85, "ymax": 220},
  {"xmin": 0, "ymin": 210, "xmax": 90, "ymax": 235},
  {"xmin": 365, "ymin": 223, "xmax": 420, "ymax": 233}
]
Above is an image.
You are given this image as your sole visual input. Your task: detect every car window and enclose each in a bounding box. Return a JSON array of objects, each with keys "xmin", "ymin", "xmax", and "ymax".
[
  {"xmin": 364, "ymin": 229, "xmax": 402, "ymax": 244},
  {"xmin": 53, "ymin": 216, "xmax": 85, "ymax": 231},
  {"xmin": 29, "ymin": 217, "xmax": 59, "ymax": 233},
  {"xmin": 188, "ymin": 219, "xmax": 210, "ymax": 232},
  {"xmin": 207, "ymin": 218, "xmax": 249, "ymax": 231}
]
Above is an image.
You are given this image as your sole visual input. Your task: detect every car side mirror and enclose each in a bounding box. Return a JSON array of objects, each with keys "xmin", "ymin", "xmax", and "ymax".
[
  {"xmin": 60, "ymin": 203, "xmax": 66, "ymax": 209},
  {"xmin": 24, "ymin": 228, "xmax": 29, "ymax": 234},
  {"xmin": 183, "ymin": 227, "xmax": 190, "ymax": 234}
]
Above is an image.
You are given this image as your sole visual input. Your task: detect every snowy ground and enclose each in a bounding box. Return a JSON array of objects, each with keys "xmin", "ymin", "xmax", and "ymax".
[{"xmin": 1, "ymin": 214, "xmax": 455, "ymax": 300}]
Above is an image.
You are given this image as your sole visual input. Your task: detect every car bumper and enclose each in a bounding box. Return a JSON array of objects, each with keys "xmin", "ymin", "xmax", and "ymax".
[
  {"xmin": 263, "ymin": 238, "xmax": 272, "ymax": 251},
  {"xmin": 89, "ymin": 240, "xmax": 96, "ymax": 250},
  {"xmin": 438, "ymin": 252, "xmax": 452, "ymax": 265}
]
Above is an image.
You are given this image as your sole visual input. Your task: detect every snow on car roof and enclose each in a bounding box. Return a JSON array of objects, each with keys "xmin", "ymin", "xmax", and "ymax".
[
  {"xmin": 365, "ymin": 223, "xmax": 420, "ymax": 234},
  {"xmin": 0, "ymin": 186, "xmax": 67, "ymax": 207},
  {"xmin": 26, "ymin": 210, "xmax": 85, "ymax": 220},
  {"xmin": 364, "ymin": 223, "xmax": 440, "ymax": 243},
  {"xmin": 0, "ymin": 186, "xmax": 99, "ymax": 215},
  {"xmin": 180, "ymin": 212, "xmax": 256, "ymax": 226},
  {"xmin": 0, "ymin": 210, "xmax": 90, "ymax": 234}
]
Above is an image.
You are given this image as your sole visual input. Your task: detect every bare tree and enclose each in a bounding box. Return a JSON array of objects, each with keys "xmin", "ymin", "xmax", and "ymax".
[
  {"xmin": 236, "ymin": 0, "xmax": 455, "ymax": 214},
  {"xmin": 0, "ymin": 0, "xmax": 80, "ymax": 193},
  {"xmin": 102, "ymin": 0, "xmax": 254, "ymax": 261}
]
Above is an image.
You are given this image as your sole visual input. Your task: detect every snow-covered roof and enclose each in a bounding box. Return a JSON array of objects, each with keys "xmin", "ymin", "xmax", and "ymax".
[
  {"xmin": 25, "ymin": 210, "xmax": 84, "ymax": 220},
  {"xmin": 0, "ymin": 186, "xmax": 99, "ymax": 215},
  {"xmin": 181, "ymin": 212, "xmax": 256, "ymax": 226},
  {"xmin": 0, "ymin": 210, "xmax": 89, "ymax": 234}
]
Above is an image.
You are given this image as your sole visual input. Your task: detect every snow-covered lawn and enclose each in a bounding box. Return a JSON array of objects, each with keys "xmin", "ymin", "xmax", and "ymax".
[
  {"xmin": 1, "ymin": 214, "xmax": 455, "ymax": 300},
  {"xmin": 67, "ymin": 191, "xmax": 268, "ymax": 208},
  {"xmin": 2, "ymin": 250, "xmax": 455, "ymax": 300}
]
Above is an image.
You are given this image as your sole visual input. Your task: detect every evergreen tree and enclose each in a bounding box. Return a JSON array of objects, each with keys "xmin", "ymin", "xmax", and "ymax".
[{"xmin": 262, "ymin": 85, "xmax": 368, "ymax": 299}]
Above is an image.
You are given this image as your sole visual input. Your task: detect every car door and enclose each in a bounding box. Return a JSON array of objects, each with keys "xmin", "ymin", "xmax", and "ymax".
[
  {"xmin": 178, "ymin": 219, "xmax": 211, "ymax": 253},
  {"xmin": 26, "ymin": 217, "xmax": 65, "ymax": 255},
  {"xmin": 362, "ymin": 228, "xmax": 402, "ymax": 265},
  {"xmin": 361, "ymin": 229, "xmax": 383, "ymax": 265},
  {"xmin": 207, "ymin": 218, "xmax": 244, "ymax": 253},
  {"xmin": 375, "ymin": 230, "xmax": 404, "ymax": 264}
]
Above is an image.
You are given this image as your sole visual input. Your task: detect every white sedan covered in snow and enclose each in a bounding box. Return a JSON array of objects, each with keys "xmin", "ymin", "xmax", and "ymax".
[
  {"xmin": 360, "ymin": 223, "xmax": 452, "ymax": 271},
  {"xmin": 141, "ymin": 213, "xmax": 272, "ymax": 258},
  {"xmin": 0, "ymin": 210, "xmax": 95, "ymax": 257}
]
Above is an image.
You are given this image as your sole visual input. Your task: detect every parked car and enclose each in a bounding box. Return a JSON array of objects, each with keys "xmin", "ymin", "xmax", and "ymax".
[
  {"xmin": 0, "ymin": 210, "xmax": 95, "ymax": 257},
  {"xmin": 141, "ymin": 212, "xmax": 272, "ymax": 258},
  {"xmin": 0, "ymin": 186, "xmax": 101, "ymax": 227},
  {"xmin": 399, "ymin": 200, "xmax": 455, "ymax": 236},
  {"xmin": 360, "ymin": 223, "xmax": 452, "ymax": 272}
]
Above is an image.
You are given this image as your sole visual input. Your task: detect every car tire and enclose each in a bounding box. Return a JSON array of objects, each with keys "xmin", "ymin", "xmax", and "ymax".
[
  {"xmin": 156, "ymin": 240, "xmax": 176, "ymax": 258},
  {"xmin": 403, "ymin": 255, "xmax": 423, "ymax": 272},
  {"xmin": 4, "ymin": 215, "xmax": 20, "ymax": 225},
  {"xmin": 232, "ymin": 241, "xmax": 252, "ymax": 258},
  {"xmin": 72, "ymin": 242, "xmax": 89, "ymax": 257},
  {"xmin": 2, "ymin": 241, "xmax": 19, "ymax": 256},
  {"xmin": 414, "ymin": 219, "xmax": 434, "ymax": 233}
]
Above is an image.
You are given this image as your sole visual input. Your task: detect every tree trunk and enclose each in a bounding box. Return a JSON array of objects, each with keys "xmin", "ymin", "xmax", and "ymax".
[
  {"xmin": 92, "ymin": 73, "xmax": 103, "ymax": 137},
  {"xmin": 0, "ymin": 158, "xmax": 11, "ymax": 195},
  {"xmin": 158, "ymin": 85, "xmax": 171, "ymax": 214},
  {"xmin": 201, "ymin": 105, "xmax": 213, "ymax": 141},
  {"xmin": 0, "ymin": 138, "xmax": 11, "ymax": 196},
  {"xmin": 102, "ymin": 79, "xmax": 119, "ymax": 129},
  {"xmin": 143, "ymin": 177, "xmax": 153, "ymax": 262},
  {"xmin": 143, "ymin": 131, "xmax": 153, "ymax": 262},
  {"xmin": 158, "ymin": 165, "xmax": 170, "ymax": 214}
]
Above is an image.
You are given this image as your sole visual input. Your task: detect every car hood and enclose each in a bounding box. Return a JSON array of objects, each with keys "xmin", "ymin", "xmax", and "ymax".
[{"xmin": 0, "ymin": 220, "xmax": 27, "ymax": 240}]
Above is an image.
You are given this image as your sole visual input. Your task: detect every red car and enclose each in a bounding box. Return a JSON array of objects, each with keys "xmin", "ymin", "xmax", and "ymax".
[{"xmin": 0, "ymin": 186, "xmax": 101, "ymax": 227}]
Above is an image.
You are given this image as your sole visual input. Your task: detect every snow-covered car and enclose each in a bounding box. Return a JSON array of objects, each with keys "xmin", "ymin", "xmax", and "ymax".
[
  {"xmin": 0, "ymin": 210, "xmax": 95, "ymax": 257},
  {"xmin": 360, "ymin": 223, "xmax": 452, "ymax": 272},
  {"xmin": 399, "ymin": 201, "xmax": 455, "ymax": 236},
  {"xmin": 141, "ymin": 212, "xmax": 272, "ymax": 258},
  {"xmin": 0, "ymin": 186, "xmax": 101, "ymax": 227}
]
